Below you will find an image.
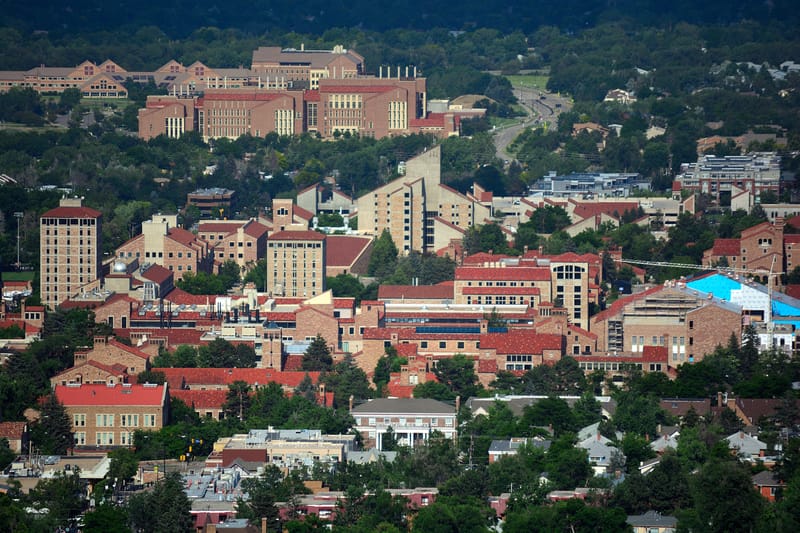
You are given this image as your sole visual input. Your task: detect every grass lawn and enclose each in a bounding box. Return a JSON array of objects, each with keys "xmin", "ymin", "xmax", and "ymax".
[
  {"xmin": 505, "ymin": 74, "xmax": 550, "ymax": 91},
  {"xmin": 2, "ymin": 271, "xmax": 35, "ymax": 281},
  {"xmin": 490, "ymin": 116, "xmax": 522, "ymax": 128}
]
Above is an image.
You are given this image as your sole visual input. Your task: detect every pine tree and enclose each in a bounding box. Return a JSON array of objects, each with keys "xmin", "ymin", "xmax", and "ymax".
[
  {"xmin": 31, "ymin": 393, "xmax": 73, "ymax": 455},
  {"xmin": 368, "ymin": 229, "xmax": 398, "ymax": 280},
  {"xmin": 302, "ymin": 334, "xmax": 333, "ymax": 371}
]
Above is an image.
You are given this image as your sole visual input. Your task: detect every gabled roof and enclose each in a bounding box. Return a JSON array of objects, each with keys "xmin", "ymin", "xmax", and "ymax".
[
  {"xmin": 167, "ymin": 227, "xmax": 201, "ymax": 247},
  {"xmin": 325, "ymin": 235, "xmax": 372, "ymax": 267},
  {"xmin": 141, "ymin": 264, "xmax": 173, "ymax": 284},
  {"xmin": 709, "ymin": 238, "xmax": 740, "ymax": 256},
  {"xmin": 55, "ymin": 383, "xmax": 166, "ymax": 406},
  {"xmin": 171, "ymin": 389, "xmax": 228, "ymax": 409}
]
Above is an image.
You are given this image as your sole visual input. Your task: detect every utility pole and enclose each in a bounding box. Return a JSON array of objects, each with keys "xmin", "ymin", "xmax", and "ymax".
[{"xmin": 14, "ymin": 212, "xmax": 23, "ymax": 269}]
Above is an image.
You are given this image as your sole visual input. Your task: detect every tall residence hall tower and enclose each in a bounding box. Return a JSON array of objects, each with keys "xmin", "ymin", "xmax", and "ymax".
[{"xmin": 40, "ymin": 198, "xmax": 102, "ymax": 309}]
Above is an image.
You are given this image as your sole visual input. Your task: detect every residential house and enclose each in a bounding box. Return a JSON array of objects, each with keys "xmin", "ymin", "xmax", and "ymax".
[
  {"xmin": 626, "ymin": 510, "xmax": 677, "ymax": 533},
  {"xmin": 725, "ymin": 431, "xmax": 767, "ymax": 459},
  {"xmin": 752, "ymin": 470, "xmax": 785, "ymax": 502}
]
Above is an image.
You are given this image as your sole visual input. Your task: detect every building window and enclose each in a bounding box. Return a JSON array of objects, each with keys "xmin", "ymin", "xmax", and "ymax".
[
  {"xmin": 96, "ymin": 432, "xmax": 114, "ymax": 446},
  {"xmin": 96, "ymin": 414, "xmax": 114, "ymax": 427},
  {"xmin": 143, "ymin": 414, "xmax": 157, "ymax": 427},
  {"xmin": 73, "ymin": 414, "xmax": 86, "ymax": 427},
  {"xmin": 121, "ymin": 414, "xmax": 139, "ymax": 427},
  {"xmin": 74, "ymin": 432, "xmax": 86, "ymax": 446}
]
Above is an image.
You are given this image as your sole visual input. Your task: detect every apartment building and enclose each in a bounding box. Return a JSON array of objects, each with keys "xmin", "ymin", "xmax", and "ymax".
[
  {"xmin": 266, "ymin": 230, "xmax": 326, "ymax": 297},
  {"xmin": 115, "ymin": 214, "xmax": 213, "ymax": 280},
  {"xmin": 55, "ymin": 383, "xmax": 169, "ymax": 448},
  {"xmin": 702, "ymin": 219, "xmax": 784, "ymax": 273},
  {"xmin": 356, "ymin": 146, "xmax": 491, "ymax": 254},
  {"xmin": 674, "ymin": 153, "xmax": 782, "ymax": 203},
  {"xmin": 197, "ymin": 218, "xmax": 269, "ymax": 272},
  {"xmin": 40, "ymin": 198, "xmax": 103, "ymax": 309}
]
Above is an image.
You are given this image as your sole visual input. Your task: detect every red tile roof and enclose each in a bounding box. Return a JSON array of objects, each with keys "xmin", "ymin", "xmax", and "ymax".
[
  {"xmin": 0, "ymin": 421, "xmax": 27, "ymax": 440},
  {"xmin": 479, "ymin": 331, "xmax": 562, "ymax": 354},
  {"xmin": 321, "ymin": 85, "xmax": 396, "ymax": 94},
  {"xmin": 141, "ymin": 264, "xmax": 173, "ymax": 284},
  {"xmin": 293, "ymin": 205, "xmax": 315, "ymax": 221},
  {"xmin": 55, "ymin": 383, "xmax": 166, "ymax": 406},
  {"xmin": 204, "ymin": 92, "xmax": 286, "ymax": 102},
  {"xmin": 269, "ymin": 230, "xmax": 325, "ymax": 241},
  {"xmin": 304, "ymin": 90, "xmax": 320, "ymax": 102},
  {"xmin": 378, "ymin": 284, "xmax": 454, "ymax": 300},
  {"xmin": 164, "ymin": 289, "xmax": 216, "ymax": 305},
  {"xmin": 784, "ymin": 234, "xmax": 800, "ymax": 244},
  {"xmin": 167, "ymin": 227, "xmax": 200, "ymax": 247},
  {"xmin": 326, "ymin": 235, "xmax": 372, "ymax": 267},
  {"xmin": 41, "ymin": 206, "xmax": 102, "ymax": 218},
  {"xmin": 244, "ymin": 221, "xmax": 269, "ymax": 238},
  {"xmin": 455, "ymin": 266, "xmax": 551, "ymax": 281},
  {"xmin": 710, "ymin": 238, "xmax": 741, "ymax": 256},
  {"xmin": 157, "ymin": 368, "xmax": 321, "ymax": 389},
  {"xmin": 571, "ymin": 201, "xmax": 638, "ymax": 221},
  {"xmin": 463, "ymin": 252, "xmax": 514, "ymax": 265},
  {"xmin": 171, "ymin": 389, "xmax": 228, "ymax": 409}
]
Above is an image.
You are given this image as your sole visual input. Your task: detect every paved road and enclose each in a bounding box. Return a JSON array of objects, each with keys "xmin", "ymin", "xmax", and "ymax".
[{"xmin": 493, "ymin": 87, "xmax": 572, "ymax": 164}]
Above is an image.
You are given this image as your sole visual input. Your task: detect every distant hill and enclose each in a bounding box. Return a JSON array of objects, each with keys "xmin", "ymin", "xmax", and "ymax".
[{"xmin": 3, "ymin": 0, "xmax": 798, "ymax": 37}]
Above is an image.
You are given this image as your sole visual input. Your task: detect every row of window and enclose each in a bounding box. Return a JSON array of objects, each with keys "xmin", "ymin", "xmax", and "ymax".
[
  {"xmin": 74, "ymin": 413, "xmax": 157, "ymax": 428},
  {"xmin": 75, "ymin": 431, "xmax": 134, "ymax": 446},
  {"xmin": 356, "ymin": 417, "xmax": 453, "ymax": 427}
]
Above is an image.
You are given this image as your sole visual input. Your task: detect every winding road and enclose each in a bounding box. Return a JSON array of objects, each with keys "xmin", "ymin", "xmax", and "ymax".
[{"xmin": 493, "ymin": 86, "xmax": 573, "ymax": 164}]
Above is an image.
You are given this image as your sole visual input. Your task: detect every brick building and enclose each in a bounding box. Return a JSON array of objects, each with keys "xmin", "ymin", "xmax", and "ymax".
[
  {"xmin": 591, "ymin": 281, "xmax": 742, "ymax": 364},
  {"xmin": 50, "ymin": 335, "xmax": 151, "ymax": 387},
  {"xmin": 197, "ymin": 218, "xmax": 269, "ymax": 272},
  {"xmin": 187, "ymin": 188, "xmax": 235, "ymax": 218},
  {"xmin": 115, "ymin": 214, "xmax": 213, "ymax": 280},
  {"xmin": 55, "ymin": 383, "xmax": 169, "ymax": 448},
  {"xmin": 356, "ymin": 146, "xmax": 491, "ymax": 254},
  {"xmin": 250, "ymin": 45, "xmax": 364, "ymax": 90},
  {"xmin": 40, "ymin": 198, "xmax": 103, "ymax": 309},
  {"xmin": 266, "ymin": 230, "xmax": 326, "ymax": 298},
  {"xmin": 702, "ymin": 220, "xmax": 784, "ymax": 273}
]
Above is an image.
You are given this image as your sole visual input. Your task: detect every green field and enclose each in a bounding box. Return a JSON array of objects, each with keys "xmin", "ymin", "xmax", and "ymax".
[
  {"xmin": 489, "ymin": 116, "xmax": 522, "ymax": 128},
  {"xmin": 505, "ymin": 74, "xmax": 550, "ymax": 91},
  {"xmin": 2, "ymin": 271, "xmax": 35, "ymax": 281}
]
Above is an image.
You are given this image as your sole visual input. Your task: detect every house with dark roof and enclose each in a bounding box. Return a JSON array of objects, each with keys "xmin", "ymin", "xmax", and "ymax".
[
  {"xmin": 753, "ymin": 470, "xmax": 785, "ymax": 502},
  {"xmin": 626, "ymin": 510, "xmax": 677, "ymax": 533}
]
